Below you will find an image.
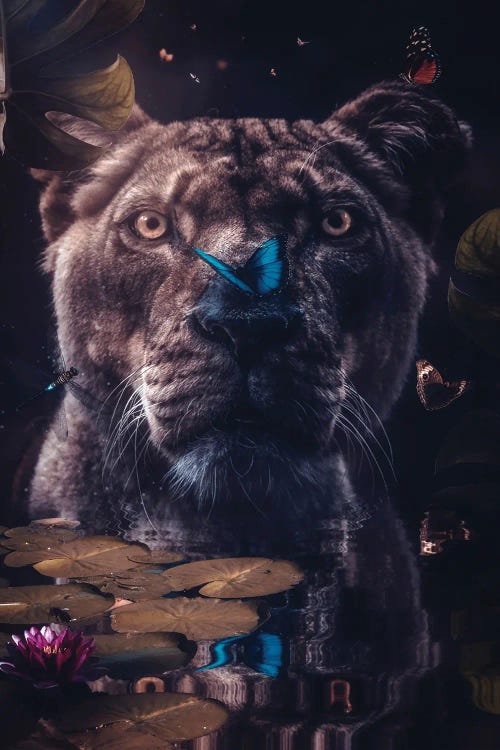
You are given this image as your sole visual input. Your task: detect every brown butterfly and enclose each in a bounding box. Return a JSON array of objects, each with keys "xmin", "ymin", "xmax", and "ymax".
[
  {"xmin": 400, "ymin": 26, "xmax": 441, "ymax": 85},
  {"xmin": 416, "ymin": 359, "xmax": 472, "ymax": 411},
  {"xmin": 159, "ymin": 48, "xmax": 174, "ymax": 63}
]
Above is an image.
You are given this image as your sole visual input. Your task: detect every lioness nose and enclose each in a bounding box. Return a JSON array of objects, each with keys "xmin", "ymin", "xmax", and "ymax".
[{"xmin": 190, "ymin": 280, "xmax": 302, "ymax": 362}]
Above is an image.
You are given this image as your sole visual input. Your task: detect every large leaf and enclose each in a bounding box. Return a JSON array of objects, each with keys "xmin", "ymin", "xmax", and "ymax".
[
  {"xmin": 2, "ymin": 0, "xmax": 143, "ymax": 168},
  {"xmin": 110, "ymin": 596, "xmax": 260, "ymax": 639},
  {"xmin": 0, "ymin": 583, "xmax": 114, "ymax": 623},
  {"xmin": 14, "ymin": 55, "xmax": 135, "ymax": 129},
  {"xmin": 56, "ymin": 693, "xmax": 228, "ymax": 742},
  {"xmin": 92, "ymin": 632, "xmax": 191, "ymax": 678},
  {"xmin": 5, "ymin": 536, "xmax": 147, "ymax": 577},
  {"xmin": 162, "ymin": 557, "xmax": 304, "ymax": 598},
  {"xmin": 3, "ymin": 100, "xmax": 104, "ymax": 168},
  {"xmin": 7, "ymin": 0, "xmax": 105, "ymax": 65}
]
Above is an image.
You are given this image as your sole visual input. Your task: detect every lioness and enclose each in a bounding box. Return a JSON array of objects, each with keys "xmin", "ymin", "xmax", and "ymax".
[{"xmin": 28, "ymin": 81, "xmax": 470, "ymax": 540}]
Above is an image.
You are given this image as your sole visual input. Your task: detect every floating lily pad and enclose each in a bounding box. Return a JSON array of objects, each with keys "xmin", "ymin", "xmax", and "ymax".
[
  {"xmin": 0, "ymin": 584, "xmax": 114, "ymax": 624},
  {"xmin": 92, "ymin": 633, "xmax": 191, "ymax": 679},
  {"xmin": 110, "ymin": 596, "xmax": 260, "ymax": 639},
  {"xmin": 127, "ymin": 550, "xmax": 184, "ymax": 565},
  {"xmin": 57, "ymin": 692, "xmax": 228, "ymax": 743},
  {"xmin": 4, "ymin": 526, "xmax": 79, "ymax": 542},
  {"xmin": 76, "ymin": 573, "xmax": 172, "ymax": 601},
  {"xmin": 162, "ymin": 557, "xmax": 304, "ymax": 598},
  {"xmin": 4, "ymin": 536, "xmax": 146, "ymax": 577},
  {"xmin": 32, "ymin": 518, "xmax": 81, "ymax": 529}
]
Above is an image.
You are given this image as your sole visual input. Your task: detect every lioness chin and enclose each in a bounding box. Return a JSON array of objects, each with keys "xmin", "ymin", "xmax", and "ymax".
[{"xmin": 27, "ymin": 81, "xmax": 470, "ymax": 539}]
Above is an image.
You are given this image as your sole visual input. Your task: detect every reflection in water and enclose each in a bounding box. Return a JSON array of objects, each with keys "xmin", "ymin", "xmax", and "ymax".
[
  {"xmin": 420, "ymin": 509, "xmax": 471, "ymax": 556},
  {"xmin": 144, "ymin": 496, "xmax": 437, "ymax": 749}
]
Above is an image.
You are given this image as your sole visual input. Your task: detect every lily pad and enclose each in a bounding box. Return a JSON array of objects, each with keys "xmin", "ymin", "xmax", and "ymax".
[
  {"xmin": 92, "ymin": 633, "xmax": 191, "ymax": 679},
  {"xmin": 110, "ymin": 596, "xmax": 260, "ymax": 639},
  {"xmin": 4, "ymin": 525, "xmax": 78, "ymax": 542},
  {"xmin": 126, "ymin": 550, "xmax": 184, "ymax": 565},
  {"xmin": 0, "ymin": 583, "xmax": 114, "ymax": 624},
  {"xmin": 76, "ymin": 573, "xmax": 172, "ymax": 601},
  {"xmin": 4, "ymin": 536, "xmax": 147, "ymax": 577},
  {"xmin": 162, "ymin": 557, "xmax": 304, "ymax": 598},
  {"xmin": 32, "ymin": 518, "xmax": 81, "ymax": 529},
  {"xmin": 56, "ymin": 692, "xmax": 228, "ymax": 743}
]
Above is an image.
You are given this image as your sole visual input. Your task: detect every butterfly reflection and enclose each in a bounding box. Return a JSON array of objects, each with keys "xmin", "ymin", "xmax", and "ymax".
[
  {"xmin": 401, "ymin": 26, "xmax": 441, "ymax": 85},
  {"xmin": 194, "ymin": 236, "xmax": 288, "ymax": 296},
  {"xmin": 197, "ymin": 632, "xmax": 284, "ymax": 678},
  {"xmin": 13, "ymin": 339, "xmax": 102, "ymax": 441}
]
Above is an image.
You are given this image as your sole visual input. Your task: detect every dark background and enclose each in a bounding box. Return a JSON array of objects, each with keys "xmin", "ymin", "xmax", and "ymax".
[
  {"xmin": 0, "ymin": 2, "xmax": 499, "ymax": 745},
  {"xmin": 1, "ymin": 0, "xmax": 499, "ymax": 513}
]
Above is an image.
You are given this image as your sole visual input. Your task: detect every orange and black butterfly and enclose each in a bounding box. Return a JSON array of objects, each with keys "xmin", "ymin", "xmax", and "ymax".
[
  {"xmin": 416, "ymin": 360, "xmax": 471, "ymax": 411},
  {"xmin": 401, "ymin": 26, "xmax": 441, "ymax": 85}
]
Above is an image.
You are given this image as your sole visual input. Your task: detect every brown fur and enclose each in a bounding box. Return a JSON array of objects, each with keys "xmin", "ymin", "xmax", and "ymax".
[{"xmin": 28, "ymin": 81, "xmax": 471, "ymax": 534}]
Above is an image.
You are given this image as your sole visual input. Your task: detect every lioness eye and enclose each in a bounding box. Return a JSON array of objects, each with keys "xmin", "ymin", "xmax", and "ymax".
[
  {"xmin": 322, "ymin": 209, "xmax": 352, "ymax": 236},
  {"xmin": 132, "ymin": 211, "xmax": 168, "ymax": 239}
]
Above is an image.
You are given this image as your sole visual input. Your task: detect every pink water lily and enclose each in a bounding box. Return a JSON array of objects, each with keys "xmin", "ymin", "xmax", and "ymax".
[{"xmin": 0, "ymin": 625, "xmax": 95, "ymax": 688}]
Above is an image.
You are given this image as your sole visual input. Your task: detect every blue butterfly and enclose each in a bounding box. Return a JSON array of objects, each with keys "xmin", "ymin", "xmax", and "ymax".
[
  {"xmin": 193, "ymin": 236, "xmax": 288, "ymax": 296},
  {"xmin": 196, "ymin": 632, "xmax": 284, "ymax": 678}
]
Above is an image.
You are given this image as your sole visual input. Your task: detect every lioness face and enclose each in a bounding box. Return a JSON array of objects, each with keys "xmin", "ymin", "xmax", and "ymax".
[{"xmin": 36, "ymin": 82, "xmax": 469, "ymax": 509}]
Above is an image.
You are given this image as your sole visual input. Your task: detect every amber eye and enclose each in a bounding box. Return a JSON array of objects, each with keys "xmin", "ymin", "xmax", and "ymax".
[
  {"xmin": 132, "ymin": 211, "xmax": 168, "ymax": 239},
  {"xmin": 322, "ymin": 208, "xmax": 353, "ymax": 236}
]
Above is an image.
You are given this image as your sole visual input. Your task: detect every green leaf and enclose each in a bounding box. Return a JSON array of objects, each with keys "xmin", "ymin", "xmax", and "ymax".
[{"xmin": 7, "ymin": 0, "xmax": 105, "ymax": 66}]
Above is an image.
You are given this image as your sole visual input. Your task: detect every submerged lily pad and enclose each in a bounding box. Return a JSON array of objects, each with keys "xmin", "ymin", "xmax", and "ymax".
[
  {"xmin": 0, "ymin": 583, "xmax": 114, "ymax": 624},
  {"xmin": 162, "ymin": 557, "xmax": 304, "ymax": 598},
  {"xmin": 110, "ymin": 596, "xmax": 260, "ymax": 639},
  {"xmin": 32, "ymin": 518, "xmax": 81, "ymax": 529},
  {"xmin": 126, "ymin": 550, "xmax": 184, "ymax": 565},
  {"xmin": 4, "ymin": 536, "xmax": 146, "ymax": 577},
  {"xmin": 76, "ymin": 573, "xmax": 172, "ymax": 601},
  {"xmin": 57, "ymin": 692, "xmax": 228, "ymax": 743},
  {"xmin": 92, "ymin": 632, "xmax": 191, "ymax": 679}
]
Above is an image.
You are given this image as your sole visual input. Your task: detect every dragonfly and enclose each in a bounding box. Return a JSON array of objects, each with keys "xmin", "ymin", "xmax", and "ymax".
[{"xmin": 12, "ymin": 338, "xmax": 103, "ymax": 441}]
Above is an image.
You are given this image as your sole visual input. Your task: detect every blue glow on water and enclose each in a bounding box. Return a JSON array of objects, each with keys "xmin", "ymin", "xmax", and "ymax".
[{"xmin": 196, "ymin": 631, "xmax": 283, "ymax": 677}]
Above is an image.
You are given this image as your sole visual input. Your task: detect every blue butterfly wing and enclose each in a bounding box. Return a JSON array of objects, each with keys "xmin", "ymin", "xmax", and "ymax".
[
  {"xmin": 194, "ymin": 248, "xmax": 254, "ymax": 294},
  {"xmin": 243, "ymin": 632, "xmax": 283, "ymax": 678},
  {"xmin": 243, "ymin": 236, "xmax": 288, "ymax": 295}
]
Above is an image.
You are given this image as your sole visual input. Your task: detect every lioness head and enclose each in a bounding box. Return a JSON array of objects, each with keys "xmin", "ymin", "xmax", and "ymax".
[{"xmin": 33, "ymin": 81, "xmax": 470, "ymax": 513}]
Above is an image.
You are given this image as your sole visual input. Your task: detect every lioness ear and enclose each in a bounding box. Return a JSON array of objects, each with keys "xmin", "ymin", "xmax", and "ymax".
[
  {"xmin": 324, "ymin": 81, "xmax": 472, "ymax": 240},
  {"xmin": 31, "ymin": 104, "xmax": 151, "ymax": 244}
]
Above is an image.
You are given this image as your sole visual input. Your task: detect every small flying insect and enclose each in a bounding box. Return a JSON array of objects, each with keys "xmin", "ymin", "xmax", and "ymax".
[
  {"xmin": 297, "ymin": 37, "xmax": 310, "ymax": 46},
  {"xmin": 12, "ymin": 339, "xmax": 103, "ymax": 441},
  {"xmin": 189, "ymin": 72, "xmax": 200, "ymax": 84}
]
